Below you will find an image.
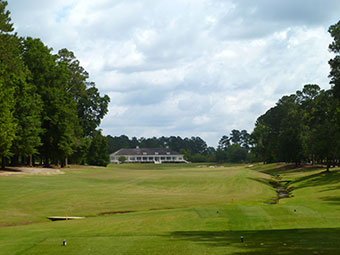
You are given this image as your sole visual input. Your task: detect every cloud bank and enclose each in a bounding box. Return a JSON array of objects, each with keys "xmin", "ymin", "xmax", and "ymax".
[{"xmin": 8, "ymin": 0, "xmax": 339, "ymax": 146}]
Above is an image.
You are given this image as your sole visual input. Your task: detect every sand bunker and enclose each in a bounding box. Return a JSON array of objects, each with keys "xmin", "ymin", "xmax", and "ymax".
[{"xmin": 0, "ymin": 166, "xmax": 64, "ymax": 177}]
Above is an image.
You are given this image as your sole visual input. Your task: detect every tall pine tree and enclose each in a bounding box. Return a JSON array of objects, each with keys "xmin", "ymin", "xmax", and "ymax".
[{"xmin": 0, "ymin": 1, "xmax": 22, "ymax": 168}]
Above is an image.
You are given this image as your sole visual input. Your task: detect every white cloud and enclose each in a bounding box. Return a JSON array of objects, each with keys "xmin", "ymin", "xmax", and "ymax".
[
  {"xmin": 193, "ymin": 115, "xmax": 211, "ymax": 125},
  {"xmin": 7, "ymin": 0, "xmax": 339, "ymax": 146}
]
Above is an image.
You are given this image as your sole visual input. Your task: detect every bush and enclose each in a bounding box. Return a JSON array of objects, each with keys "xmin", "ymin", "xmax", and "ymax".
[{"xmin": 118, "ymin": 156, "xmax": 126, "ymax": 163}]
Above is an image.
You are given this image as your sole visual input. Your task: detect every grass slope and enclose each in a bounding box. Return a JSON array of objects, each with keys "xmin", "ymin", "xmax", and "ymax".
[{"xmin": 1, "ymin": 163, "xmax": 340, "ymax": 254}]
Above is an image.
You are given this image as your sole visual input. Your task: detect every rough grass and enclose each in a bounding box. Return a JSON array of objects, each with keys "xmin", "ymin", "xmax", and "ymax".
[{"xmin": 1, "ymin": 163, "xmax": 340, "ymax": 254}]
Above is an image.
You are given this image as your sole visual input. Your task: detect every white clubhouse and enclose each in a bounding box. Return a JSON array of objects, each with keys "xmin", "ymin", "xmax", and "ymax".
[{"xmin": 110, "ymin": 147, "xmax": 186, "ymax": 164}]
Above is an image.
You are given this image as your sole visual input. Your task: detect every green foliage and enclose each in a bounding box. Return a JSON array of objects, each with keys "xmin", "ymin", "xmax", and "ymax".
[
  {"xmin": 107, "ymin": 135, "xmax": 211, "ymax": 162},
  {"xmin": 251, "ymin": 82, "xmax": 340, "ymax": 169},
  {"xmin": 310, "ymin": 90, "xmax": 340, "ymax": 170},
  {"xmin": 11, "ymin": 78, "xmax": 43, "ymax": 160},
  {"xmin": 329, "ymin": 21, "xmax": 340, "ymax": 98},
  {"xmin": 2, "ymin": 0, "xmax": 340, "ymax": 170},
  {"xmin": 0, "ymin": 1, "xmax": 110, "ymax": 167},
  {"xmin": 217, "ymin": 130, "xmax": 251, "ymax": 163},
  {"xmin": 218, "ymin": 135, "xmax": 230, "ymax": 150},
  {"xmin": 277, "ymin": 95, "xmax": 305, "ymax": 165},
  {"xmin": 216, "ymin": 148, "xmax": 228, "ymax": 162},
  {"xmin": 188, "ymin": 153, "xmax": 208, "ymax": 162},
  {"xmin": 118, "ymin": 156, "xmax": 126, "ymax": 163},
  {"xmin": 22, "ymin": 38, "xmax": 77, "ymax": 165},
  {"xmin": 56, "ymin": 49, "xmax": 110, "ymax": 137},
  {"xmin": 0, "ymin": 77, "xmax": 16, "ymax": 160},
  {"xmin": 252, "ymin": 93, "xmax": 306, "ymax": 164},
  {"xmin": 107, "ymin": 135, "xmax": 131, "ymax": 153},
  {"xmin": 0, "ymin": 4, "xmax": 23, "ymax": 164},
  {"xmin": 69, "ymin": 137, "xmax": 91, "ymax": 164},
  {"xmin": 87, "ymin": 130, "xmax": 109, "ymax": 166},
  {"xmin": 179, "ymin": 148, "xmax": 191, "ymax": 161},
  {"xmin": 227, "ymin": 144, "xmax": 248, "ymax": 163},
  {"xmin": 0, "ymin": 1, "xmax": 13, "ymax": 33}
]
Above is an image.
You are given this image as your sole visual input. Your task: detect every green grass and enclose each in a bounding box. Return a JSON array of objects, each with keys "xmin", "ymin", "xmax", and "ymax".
[{"xmin": 1, "ymin": 163, "xmax": 340, "ymax": 254}]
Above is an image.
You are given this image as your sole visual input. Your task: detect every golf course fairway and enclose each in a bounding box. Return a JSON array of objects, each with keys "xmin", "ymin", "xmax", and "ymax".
[{"xmin": 1, "ymin": 163, "xmax": 340, "ymax": 254}]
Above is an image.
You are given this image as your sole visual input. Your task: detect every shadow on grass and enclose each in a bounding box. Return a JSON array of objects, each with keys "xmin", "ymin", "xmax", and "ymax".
[
  {"xmin": 247, "ymin": 177, "xmax": 272, "ymax": 187},
  {"xmin": 293, "ymin": 170, "xmax": 340, "ymax": 190},
  {"xmin": 247, "ymin": 177, "xmax": 293, "ymax": 200},
  {"xmin": 167, "ymin": 228, "xmax": 340, "ymax": 254},
  {"xmin": 253, "ymin": 163, "xmax": 325, "ymax": 177},
  {"xmin": 252, "ymin": 163, "xmax": 340, "ymax": 191},
  {"xmin": 320, "ymin": 196, "xmax": 340, "ymax": 205},
  {"xmin": 0, "ymin": 168, "xmax": 22, "ymax": 173}
]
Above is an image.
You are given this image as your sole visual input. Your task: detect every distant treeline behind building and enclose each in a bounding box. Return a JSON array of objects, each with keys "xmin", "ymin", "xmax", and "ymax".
[
  {"xmin": 107, "ymin": 135, "xmax": 216, "ymax": 163},
  {"xmin": 107, "ymin": 131, "xmax": 252, "ymax": 163}
]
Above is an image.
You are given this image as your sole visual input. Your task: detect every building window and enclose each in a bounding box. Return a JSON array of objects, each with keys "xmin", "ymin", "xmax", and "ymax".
[
  {"xmin": 142, "ymin": 157, "xmax": 147, "ymax": 161},
  {"xmin": 148, "ymin": 157, "xmax": 154, "ymax": 160},
  {"xmin": 137, "ymin": 157, "xmax": 141, "ymax": 161},
  {"xmin": 130, "ymin": 157, "xmax": 135, "ymax": 161},
  {"xmin": 155, "ymin": 157, "xmax": 159, "ymax": 161},
  {"xmin": 172, "ymin": 157, "xmax": 177, "ymax": 160},
  {"xmin": 179, "ymin": 157, "xmax": 183, "ymax": 160},
  {"xmin": 161, "ymin": 157, "xmax": 165, "ymax": 160},
  {"xmin": 166, "ymin": 157, "xmax": 171, "ymax": 160}
]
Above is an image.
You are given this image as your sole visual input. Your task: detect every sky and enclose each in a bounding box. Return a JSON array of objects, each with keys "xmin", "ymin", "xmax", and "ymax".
[{"xmin": 7, "ymin": 0, "xmax": 340, "ymax": 147}]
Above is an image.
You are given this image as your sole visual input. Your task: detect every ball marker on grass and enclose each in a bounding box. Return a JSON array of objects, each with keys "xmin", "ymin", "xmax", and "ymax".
[{"xmin": 63, "ymin": 240, "xmax": 67, "ymax": 246}]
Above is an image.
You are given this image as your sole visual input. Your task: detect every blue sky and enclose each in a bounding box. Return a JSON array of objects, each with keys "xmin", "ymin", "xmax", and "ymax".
[{"xmin": 7, "ymin": 0, "xmax": 340, "ymax": 146}]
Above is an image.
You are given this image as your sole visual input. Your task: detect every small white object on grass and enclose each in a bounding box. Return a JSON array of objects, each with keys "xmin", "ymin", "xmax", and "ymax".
[{"xmin": 63, "ymin": 240, "xmax": 67, "ymax": 246}]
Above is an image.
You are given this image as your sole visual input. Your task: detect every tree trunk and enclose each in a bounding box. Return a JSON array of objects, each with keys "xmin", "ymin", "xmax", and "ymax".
[
  {"xmin": 11, "ymin": 155, "xmax": 19, "ymax": 166},
  {"xmin": 44, "ymin": 157, "xmax": 49, "ymax": 168},
  {"xmin": 1, "ymin": 157, "xmax": 5, "ymax": 169},
  {"xmin": 22, "ymin": 155, "xmax": 26, "ymax": 165},
  {"xmin": 29, "ymin": 155, "xmax": 33, "ymax": 167},
  {"xmin": 326, "ymin": 159, "xmax": 330, "ymax": 172}
]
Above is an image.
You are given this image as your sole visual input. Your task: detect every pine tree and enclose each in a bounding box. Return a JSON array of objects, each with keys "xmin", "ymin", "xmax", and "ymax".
[
  {"xmin": 87, "ymin": 130, "xmax": 109, "ymax": 166},
  {"xmin": 0, "ymin": 1, "xmax": 21, "ymax": 168}
]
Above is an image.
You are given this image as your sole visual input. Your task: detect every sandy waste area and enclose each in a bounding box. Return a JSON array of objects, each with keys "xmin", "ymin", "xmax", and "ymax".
[{"xmin": 0, "ymin": 166, "xmax": 64, "ymax": 176}]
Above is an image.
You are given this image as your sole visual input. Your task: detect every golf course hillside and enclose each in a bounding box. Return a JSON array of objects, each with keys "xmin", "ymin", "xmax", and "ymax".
[{"xmin": 1, "ymin": 163, "xmax": 340, "ymax": 254}]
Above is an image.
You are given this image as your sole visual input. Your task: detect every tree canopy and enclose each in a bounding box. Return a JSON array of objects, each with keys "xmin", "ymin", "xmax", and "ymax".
[{"xmin": 0, "ymin": 2, "xmax": 110, "ymax": 168}]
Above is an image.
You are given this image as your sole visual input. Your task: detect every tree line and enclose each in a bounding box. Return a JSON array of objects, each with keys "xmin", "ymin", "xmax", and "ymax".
[
  {"xmin": 4, "ymin": 0, "xmax": 339, "ymax": 167},
  {"xmin": 107, "ymin": 130, "xmax": 252, "ymax": 163},
  {"xmin": 107, "ymin": 135, "xmax": 216, "ymax": 162},
  {"xmin": 0, "ymin": 1, "xmax": 110, "ymax": 168},
  {"xmin": 216, "ymin": 129, "xmax": 252, "ymax": 163},
  {"xmin": 250, "ymin": 20, "xmax": 340, "ymax": 171}
]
